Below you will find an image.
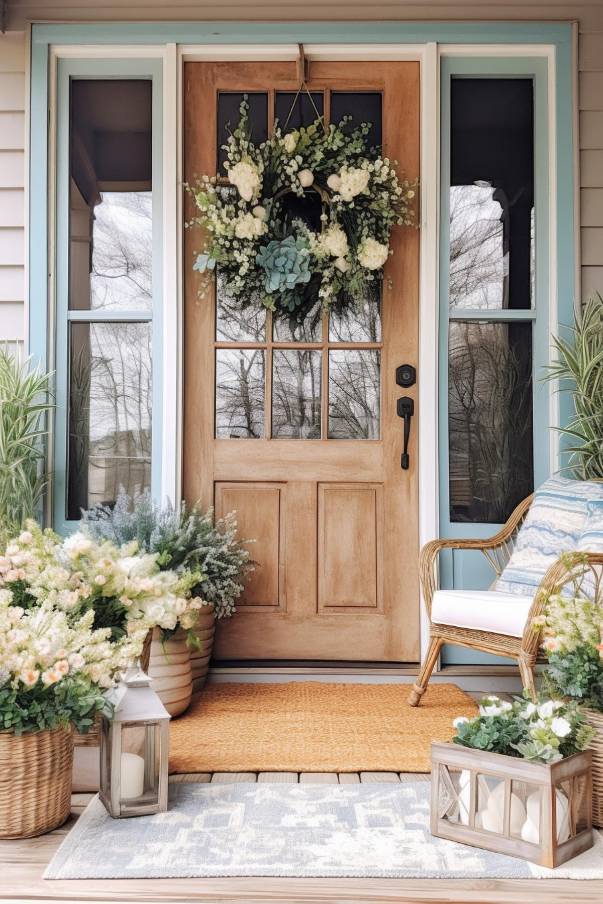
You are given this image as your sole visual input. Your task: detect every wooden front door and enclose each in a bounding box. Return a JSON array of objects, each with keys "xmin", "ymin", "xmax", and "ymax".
[{"xmin": 183, "ymin": 60, "xmax": 420, "ymax": 662}]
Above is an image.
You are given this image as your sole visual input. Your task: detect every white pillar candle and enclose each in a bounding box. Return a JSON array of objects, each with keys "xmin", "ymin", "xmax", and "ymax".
[{"xmin": 120, "ymin": 752, "xmax": 145, "ymax": 800}]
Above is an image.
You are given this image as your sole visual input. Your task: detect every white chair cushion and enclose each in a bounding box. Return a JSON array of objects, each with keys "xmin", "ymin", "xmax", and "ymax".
[{"xmin": 431, "ymin": 589, "xmax": 534, "ymax": 638}]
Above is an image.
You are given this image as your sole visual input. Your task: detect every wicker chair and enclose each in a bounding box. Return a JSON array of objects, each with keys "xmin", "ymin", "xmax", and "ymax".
[{"xmin": 408, "ymin": 494, "xmax": 603, "ymax": 707}]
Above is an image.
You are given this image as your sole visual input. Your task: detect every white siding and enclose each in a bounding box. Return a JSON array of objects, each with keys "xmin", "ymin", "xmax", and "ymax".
[
  {"xmin": 1, "ymin": 4, "xmax": 603, "ymax": 331},
  {"xmin": 0, "ymin": 32, "xmax": 25, "ymax": 342}
]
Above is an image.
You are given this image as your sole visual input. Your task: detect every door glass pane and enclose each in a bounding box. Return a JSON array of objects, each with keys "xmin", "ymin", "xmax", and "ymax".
[
  {"xmin": 329, "ymin": 294, "xmax": 381, "ymax": 342},
  {"xmin": 328, "ymin": 350, "xmax": 380, "ymax": 439},
  {"xmin": 69, "ymin": 80, "xmax": 152, "ymax": 312},
  {"xmin": 217, "ymin": 92, "xmax": 268, "ymax": 172},
  {"xmin": 448, "ymin": 321, "xmax": 533, "ymax": 523},
  {"xmin": 330, "ymin": 92, "xmax": 382, "ymax": 148},
  {"xmin": 273, "ymin": 302, "xmax": 322, "ymax": 342},
  {"xmin": 272, "ymin": 350, "xmax": 321, "ymax": 439},
  {"xmin": 67, "ymin": 321, "xmax": 152, "ymax": 520},
  {"xmin": 450, "ymin": 78, "xmax": 534, "ymax": 311},
  {"xmin": 215, "ymin": 349, "xmax": 265, "ymax": 439},
  {"xmin": 275, "ymin": 92, "xmax": 324, "ymax": 131},
  {"xmin": 216, "ymin": 274, "xmax": 266, "ymax": 342}
]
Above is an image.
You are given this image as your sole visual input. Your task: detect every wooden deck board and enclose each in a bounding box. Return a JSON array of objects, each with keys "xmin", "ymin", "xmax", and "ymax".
[{"xmin": 2, "ymin": 772, "xmax": 602, "ymax": 902}]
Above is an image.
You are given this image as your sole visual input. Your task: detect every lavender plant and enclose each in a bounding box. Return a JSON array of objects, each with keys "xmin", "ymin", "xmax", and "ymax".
[{"xmin": 80, "ymin": 492, "xmax": 253, "ymax": 619}]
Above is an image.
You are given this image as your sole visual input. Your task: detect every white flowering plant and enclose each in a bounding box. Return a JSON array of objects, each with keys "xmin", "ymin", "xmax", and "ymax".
[
  {"xmin": 187, "ymin": 97, "xmax": 418, "ymax": 320},
  {"xmin": 0, "ymin": 592, "xmax": 137, "ymax": 734},
  {"xmin": 0, "ymin": 522, "xmax": 205, "ymax": 648},
  {"xmin": 452, "ymin": 694, "xmax": 594, "ymax": 765},
  {"xmin": 534, "ymin": 562, "xmax": 603, "ymax": 713}
]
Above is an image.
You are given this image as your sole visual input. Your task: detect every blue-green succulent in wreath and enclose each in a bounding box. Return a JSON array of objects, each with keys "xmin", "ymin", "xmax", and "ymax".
[{"xmin": 256, "ymin": 236, "xmax": 312, "ymax": 294}]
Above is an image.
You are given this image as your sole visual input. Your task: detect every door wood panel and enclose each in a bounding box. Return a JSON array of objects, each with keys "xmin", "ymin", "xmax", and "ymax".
[
  {"xmin": 215, "ymin": 483, "xmax": 285, "ymax": 609},
  {"xmin": 318, "ymin": 483, "xmax": 382, "ymax": 610},
  {"xmin": 183, "ymin": 60, "xmax": 420, "ymax": 662}
]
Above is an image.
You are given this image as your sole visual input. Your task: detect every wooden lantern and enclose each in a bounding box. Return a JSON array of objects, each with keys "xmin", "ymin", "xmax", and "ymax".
[
  {"xmin": 431, "ymin": 742, "xmax": 593, "ymax": 868},
  {"xmin": 99, "ymin": 663, "xmax": 170, "ymax": 819}
]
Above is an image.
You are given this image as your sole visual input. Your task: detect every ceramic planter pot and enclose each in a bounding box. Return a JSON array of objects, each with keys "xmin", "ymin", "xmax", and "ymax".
[
  {"xmin": 189, "ymin": 603, "xmax": 216, "ymax": 692},
  {"xmin": 148, "ymin": 627, "xmax": 193, "ymax": 717},
  {"xmin": 431, "ymin": 741, "xmax": 593, "ymax": 868},
  {"xmin": 0, "ymin": 726, "xmax": 73, "ymax": 838}
]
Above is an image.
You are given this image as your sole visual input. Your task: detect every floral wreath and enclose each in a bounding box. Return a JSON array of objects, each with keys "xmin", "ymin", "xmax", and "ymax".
[{"xmin": 187, "ymin": 95, "xmax": 418, "ymax": 319}]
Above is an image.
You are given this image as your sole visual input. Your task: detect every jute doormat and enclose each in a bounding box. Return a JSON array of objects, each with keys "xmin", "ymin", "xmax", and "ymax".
[{"xmin": 168, "ymin": 682, "xmax": 478, "ymax": 774}]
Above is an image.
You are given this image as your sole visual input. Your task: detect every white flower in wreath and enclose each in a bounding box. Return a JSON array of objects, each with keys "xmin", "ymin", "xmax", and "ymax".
[
  {"xmin": 227, "ymin": 159, "xmax": 262, "ymax": 202},
  {"xmin": 298, "ymin": 169, "xmax": 314, "ymax": 188},
  {"xmin": 334, "ymin": 256, "xmax": 350, "ymax": 273},
  {"xmin": 252, "ymin": 205, "xmax": 267, "ymax": 220},
  {"xmin": 320, "ymin": 224, "xmax": 349, "ymax": 259},
  {"xmin": 338, "ymin": 166, "xmax": 370, "ymax": 202},
  {"xmin": 234, "ymin": 212, "xmax": 267, "ymax": 240},
  {"xmin": 327, "ymin": 174, "xmax": 341, "ymax": 191},
  {"xmin": 357, "ymin": 237, "xmax": 389, "ymax": 271},
  {"xmin": 282, "ymin": 132, "xmax": 298, "ymax": 154}
]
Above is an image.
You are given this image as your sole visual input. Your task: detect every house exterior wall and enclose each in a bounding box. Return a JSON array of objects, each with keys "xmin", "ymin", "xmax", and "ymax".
[
  {"xmin": 0, "ymin": 31, "xmax": 26, "ymax": 344},
  {"xmin": 1, "ymin": 4, "xmax": 602, "ymax": 338}
]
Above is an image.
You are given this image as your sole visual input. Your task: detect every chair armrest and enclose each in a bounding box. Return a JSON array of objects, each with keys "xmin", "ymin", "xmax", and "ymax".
[{"xmin": 420, "ymin": 494, "xmax": 534, "ymax": 620}]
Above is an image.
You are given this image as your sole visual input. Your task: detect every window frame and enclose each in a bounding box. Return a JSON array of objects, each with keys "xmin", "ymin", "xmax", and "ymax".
[
  {"xmin": 52, "ymin": 57, "xmax": 163, "ymax": 534},
  {"xmin": 438, "ymin": 56, "xmax": 551, "ymax": 663}
]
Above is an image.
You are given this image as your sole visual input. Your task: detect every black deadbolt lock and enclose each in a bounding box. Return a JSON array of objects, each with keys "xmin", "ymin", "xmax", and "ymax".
[{"xmin": 396, "ymin": 363, "xmax": 416, "ymax": 388}]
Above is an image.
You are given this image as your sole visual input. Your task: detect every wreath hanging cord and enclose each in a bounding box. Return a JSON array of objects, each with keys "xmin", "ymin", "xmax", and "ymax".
[{"xmin": 186, "ymin": 74, "xmax": 419, "ymax": 320}]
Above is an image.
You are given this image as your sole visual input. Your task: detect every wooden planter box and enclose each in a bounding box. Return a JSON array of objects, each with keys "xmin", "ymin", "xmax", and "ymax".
[{"xmin": 431, "ymin": 742, "xmax": 593, "ymax": 868}]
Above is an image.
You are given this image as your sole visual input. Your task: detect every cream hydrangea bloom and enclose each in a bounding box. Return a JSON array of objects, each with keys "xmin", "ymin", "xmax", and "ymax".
[
  {"xmin": 337, "ymin": 166, "xmax": 370, "ymax": 202},
  {"xmin": 357, "ymin": 237, "xmax": 389, "ymax": 270},
  {"xmin": 234, "ymin": 212, "xmax": 267, "ymax": 240},
  {"xmin": 319, "ymin": 224, "xmax": 349, "ymax": 259},
  {"xmin": 226, "ymin": 159, "xmax": 262, "ymax": 202}
]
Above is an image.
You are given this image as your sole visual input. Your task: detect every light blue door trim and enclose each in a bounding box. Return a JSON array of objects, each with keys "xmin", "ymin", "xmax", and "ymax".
[
  {"xmin": 28, "ymin": 22, "xmax": 575, "ymax": 556},
  {"xmin": 48, "ymin": 57, "xmax": 163, "ymax": 534},
  {"xmin": 438, "ymin": 55, "xmax": 575, "ymax": 664}
]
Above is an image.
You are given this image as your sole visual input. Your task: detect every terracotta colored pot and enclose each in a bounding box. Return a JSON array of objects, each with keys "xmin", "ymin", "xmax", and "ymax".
[
  {"xmin": 189, "ymin": 604, "xmax": 216, "ymax": 692},
  {"xmin": 148, "ymin": 627, "xmax": 193, "ymax": 717}
]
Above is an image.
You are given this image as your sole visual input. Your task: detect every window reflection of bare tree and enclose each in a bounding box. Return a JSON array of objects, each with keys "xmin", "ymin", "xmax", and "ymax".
[
  {"xmin": 449, "ymin": 186, "xmax": 505, "ymax": 311},
  {"xmin": 69, "ymin": 322, "xmax": 152, "ymax": 518},
  {"xmin": 216, "ymin": 349, "xmax": 265, "ymax": 438},
  {"xmin": 329, "ymin": 351, "xmax": 380, "ymax": 439},
  {"xmin": 91, "ymin": 192, "xmax": 153, "ymax": 311},
  {"xmin": 448, "ymin": 321, "xmax": 533, "ymax": 524},
  {"xmin": 272, "ymin": 350, "xmax": 321, "ymax": 438}
]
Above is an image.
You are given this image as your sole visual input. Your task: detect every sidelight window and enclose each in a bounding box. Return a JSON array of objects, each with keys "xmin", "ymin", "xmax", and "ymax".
[
  {"xmin": 446, "ymin": 76, "xmax": 536, "ymax": 524},
  {"xmin": 57, "ymin": 69, "xmax": 159, "ymax": 528}
]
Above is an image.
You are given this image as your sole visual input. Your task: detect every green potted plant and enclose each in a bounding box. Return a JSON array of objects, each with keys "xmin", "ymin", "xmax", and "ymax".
[
  {"xmin": 0, "ymin": 349, "xmax": 53, "ymax": 545},
  {"xmin": 545, "ymin": 292, "xmax": 603, "ymax": 479},
  {"xmin": 81, "ymin": 492, "xmax": 253, "ymax": 708},
  {"xmin": 431, "ymin": 694, "xmax": 594, "ymax": 868},
  {"xmin": 536, "ymin": 564, "xmax": 603, "ymax": 826},
  {"xmin": 0, "ymin": 522, "xmax": 205, "ymax": 728}
]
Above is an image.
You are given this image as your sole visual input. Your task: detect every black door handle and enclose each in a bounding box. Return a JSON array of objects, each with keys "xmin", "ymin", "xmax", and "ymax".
[{"xmin": 397, "ymin": 396, "xmax": 414, "ymax": 470}]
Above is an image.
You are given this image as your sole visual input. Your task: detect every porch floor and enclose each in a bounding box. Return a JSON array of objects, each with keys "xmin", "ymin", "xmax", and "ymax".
[{"xmin": 3, "ymin": 770, "xmax": 603, "ymax": 903}]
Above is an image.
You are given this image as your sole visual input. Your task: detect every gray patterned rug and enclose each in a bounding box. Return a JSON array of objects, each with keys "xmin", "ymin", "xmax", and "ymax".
[{"xmin": 45, "ymin": 781, "xmax": 603, "ymax": 880}]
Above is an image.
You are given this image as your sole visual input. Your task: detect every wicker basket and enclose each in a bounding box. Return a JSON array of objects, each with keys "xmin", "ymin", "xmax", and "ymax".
[
  {"xmin": 189, "ymin": 604, "xmax": 216, "ymax": 692},
  {"xmin": 585, "ymin": 708, "xmax": 603, "ymax": 827},
  {"xmin": 74, "ymin": 629, "xmax": 153, "ymax": 748},
  {"xmin": 0, "ymin": 725, "xmax": 73, "ymax": 839}
]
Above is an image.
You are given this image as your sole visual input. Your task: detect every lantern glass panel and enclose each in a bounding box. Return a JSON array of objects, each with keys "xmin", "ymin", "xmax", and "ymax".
[
  {"xmin": 100, "ymin": 718, "xmax": 112, "ymax": 798},
  {"xmin": 555, "ymin": 777, "xmax": 580, "ymax": 841},
  {"xmin": 438, "ymin": 765, "xmax": 466, "ymax": 826},
  {"xmin": 510, "ymin": 780, "xmax": 538, "ymax": 841},
  {"xmin": 476, "ymin": 774, "xmax": 506, "ymax": 834},
  {"xmin": 119, "ymin": 721, "xmax": 159, "ymax": 805}
]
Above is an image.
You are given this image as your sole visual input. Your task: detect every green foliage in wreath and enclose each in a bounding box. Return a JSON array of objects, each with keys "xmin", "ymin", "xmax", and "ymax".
[{"xmin": 186, "ymin": 97, "xmax": 418, "ymax": 319}]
